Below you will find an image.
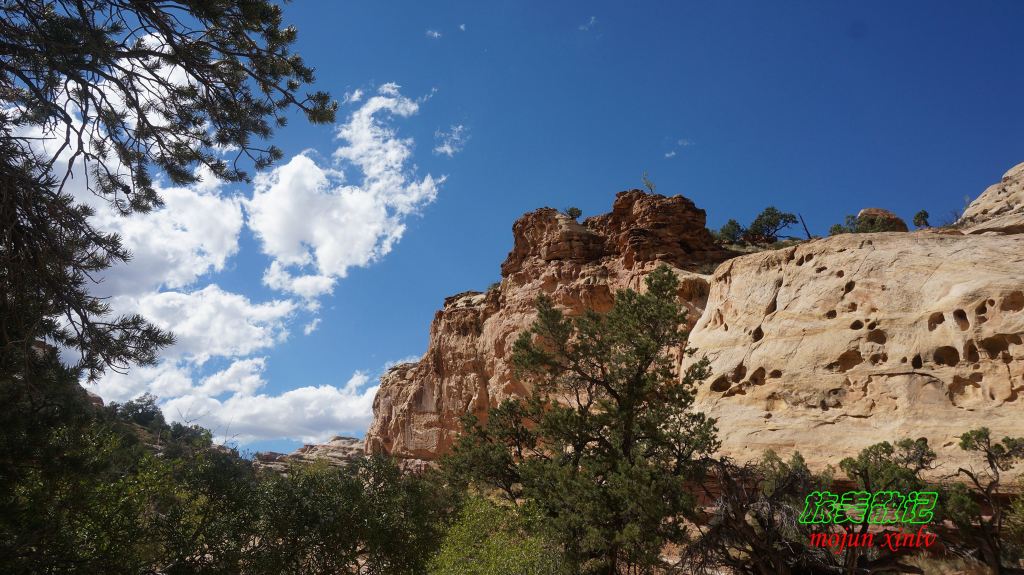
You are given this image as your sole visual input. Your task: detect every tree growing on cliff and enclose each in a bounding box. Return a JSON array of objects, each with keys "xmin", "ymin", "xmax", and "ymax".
[
  {"xmin": 944, "ymin": 428, "xmax": 1024, "ymax": 571},
  {"xmin": 444, "ymin": 265, "xmax": 719, "ymax": 575},
  {"xmin": 744, "ymin": 207, "xmax": 798, "ymax": 244}
]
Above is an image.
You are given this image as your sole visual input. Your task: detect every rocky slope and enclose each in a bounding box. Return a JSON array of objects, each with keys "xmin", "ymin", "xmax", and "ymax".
[{"xmin": 363, "ymin": 165, "xmax": 1024, "ymax": 474}]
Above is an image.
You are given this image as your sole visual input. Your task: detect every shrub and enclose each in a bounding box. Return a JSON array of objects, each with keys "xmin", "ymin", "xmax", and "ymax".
[
  {"xmin": 717, "ymin": 219, "xmax": 744, "ymax": 244},
  {"xmin": 744, "ymin": 207, "xmax": 798, "ymax": 244},
  {"xmin": 429, "ymin": 496, "xmax": 569, "ymax": 575}
]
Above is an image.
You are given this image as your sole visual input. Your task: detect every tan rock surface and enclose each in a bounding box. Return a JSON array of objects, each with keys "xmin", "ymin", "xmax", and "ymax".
[
  {"xmin": 254, "ymin": 435, "xmax": 364, "ymax": 472},
  {"xmin": 686, "ymin": 230, "xmax": 1024, "ymax": 475},
  {"xmin": 365, "ymin": 191, "xmax": 731, "ymax": 463},
  {"xmin": 958, "ymin": 162, "xmax": 1024, "ymax": 234},
  {"xmin": 364, "ymin": 169, "xmax": 1024, "ymax": 477}
]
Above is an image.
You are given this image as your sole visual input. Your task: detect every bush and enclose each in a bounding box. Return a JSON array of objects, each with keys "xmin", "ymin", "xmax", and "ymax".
[
  {"xmin": 913, "ymin": 210, "xmax": 930, "ymax": 228},
  {"xmin": 429, "ymin": 496, "xmax": 569, "ymax": 575},
  {"xmin": 744, "ymin": 207, "xmax": 798, "ymax": 244},
  {"xmin": 717, "ymin": 219, "xmax": 744, "ymax": 243},
  {"xmin": 563, "ymin": 207, "xmax": 582, "ymax": 220}
]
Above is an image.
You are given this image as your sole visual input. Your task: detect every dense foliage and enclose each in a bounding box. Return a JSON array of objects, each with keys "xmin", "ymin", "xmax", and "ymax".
[
  {"xmin": 0, "ymin": 365, "xmax": 451, "ymax": 574},
  {"xmin": 429, "ymin": 496, "xmax": 569, "ymax": 575},
  {"xmin": 445, "ymin": 266, "xmax": 719, "ymax": 575}
]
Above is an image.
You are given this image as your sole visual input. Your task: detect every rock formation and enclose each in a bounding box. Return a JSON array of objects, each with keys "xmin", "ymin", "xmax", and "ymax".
[
  {"xmin": 958, "ymin": 161, "xmax": 1024, "ymax": 235},
  {"xmin": 686, "ymin": 231, "xmax": 1024, "ymax": 474},
  {"xmin": 363, "ymin": 165, "xmax": 1024, "ymax": 476},
  {"xmin": 855, "ymin": 207, "xmax": 909, "ymax": 232},
  {"xmin": 365, "ymin": 191, "xmax": 731, "ymax": 463},
  {"xmin": 255, "ymin": 436, "xmax": 364, "ymax": 472}
]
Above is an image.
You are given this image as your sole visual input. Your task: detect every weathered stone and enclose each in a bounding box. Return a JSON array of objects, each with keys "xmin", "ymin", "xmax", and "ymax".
[
  {"xmin": 959, "ymin": 162, "xmax": 1024, "ymax": 235},
  {"xmin": 686, "ymin": 231, "xmax": 1024, "ymax": 477},
  {"xmin": 365, "ymin": 191, "xmax": 731, "ymax": 466},
  {"xmin": 254, "ymin": 436, "xmax": 365, "ymax": 472},
  {"xmin": 364, "ymin": 166, "xmax": 1024, "ymax": 478}
]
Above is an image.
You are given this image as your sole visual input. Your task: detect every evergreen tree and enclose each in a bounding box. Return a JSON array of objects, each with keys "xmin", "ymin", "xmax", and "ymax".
[{"xmin": 445, "ymin": 265, "xmax": 719, "ymax": 575}]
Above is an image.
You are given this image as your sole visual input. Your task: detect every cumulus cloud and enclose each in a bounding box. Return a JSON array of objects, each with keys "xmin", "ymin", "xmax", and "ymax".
[
  {"xmin": 74, "ymin": 81, "xmax": 444, "ymax": 447},
  {"xmin": 426, "ymin": 29, "xmax": 442, "ymax": 39},
  {"xmin": 459, "ymin": 24, "xmax": 466, "ymax": 32},
  {"xmin": 162, "ymin": 369, "xmax": 379, "ymax": 443},
  {"xmin": 124, "ymin": 285, "xmax": 295, "ymax": 364},
  {"xmin": 434, "ymin": 124, "xmax": 468, "ymax": 157},
  {"xmin": 247, "ymin": 84, "xmax": 441, "ymax": 299},
  {"xmin": 93, "ymin": 170, "xmax": 244, "ymax": 296}
]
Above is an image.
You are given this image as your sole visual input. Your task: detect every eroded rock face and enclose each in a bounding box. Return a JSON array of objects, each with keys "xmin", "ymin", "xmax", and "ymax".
[
  {"xmin": 958, "ymin": 162, "xmax": 1024, "ymax": 234},
  {"xmin": 686, "ymin": 231, "xmax": 1024, "ymax": 474},
  {"xmin": 364, "ymin": 170, "xmax": 1024, "ymax": 476},
  {"xmin": 365, "ymin": 191, "xmax": 731, "ymax": 463},
  {"xmin": 254, "ymin": 436, "xmax": 365, "ymax": 472}
]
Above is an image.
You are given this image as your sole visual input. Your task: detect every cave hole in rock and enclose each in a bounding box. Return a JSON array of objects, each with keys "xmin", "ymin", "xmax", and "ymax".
[
  {"xmin": 964, "ymin": 341, "xmax": 980, "ymax": 363},
  {"xmin": 927, "ymin": 312, "xmax": 945, "ymax": 331},
  {"xmin": 979, "ymin": 334, "xmax": 1021, "ymax": 360},
  {"xmin": 933, "ymin": 346, "xmax": 960, "ymax": 367},
  {"xmin": 866, "ymin": 329, "xmax": 887, "ymax": 345},
  {"xmin": 730, "ymin": 363, "xmax": 747, "ymax": 383},
  {"xmin": 867, "ymin": 321, "xmax": 878, "ymax": 330},
  {"xmin": 836, "ymin": 270, "xmax": 845, "ymax": 278},
  {"xmin": 847, "ymin": 302, "xmax": 858, "ymax": 312},
  {"xmin": 815, "ymin": 266, "xmax": 828, "ymax": 274},
  {"xmin": 769, "ymin": 369, "xmax": 783, "ymax": 378},
  {"xmin": 825, "ymin": 310, "xmax": 837, "ymax": 319},
  {"xmin": 709, "ymin": 376, "xmax": 731, "ymax": 392},
  {"xmin": 912, "ymin": 354, "xmax": 923, "ymax": 369},
  {"xmin": 1001, "ymin": 291, "xmax": 1024, "ymax": 312},
  {"xmin": 752, "ymin": 325, "xmax": 764, "ymax": 342},
  {"xmin": 850, "ymin": 320, "xmax": 864, "ymax": 330},
  {"xmin": 953, "ymin": 309, "xmax": 969, "ymax": 331},
  {"xmin": 844, "ymin": 281, "xmax": 856, "ymax": 295},
  {"xmin": 828, "ymin": 350, "xmax": 864, "ymax": 372},
  {"xmin": 749, "ymin": 367, "xmax": 767, "ymax": 386}
]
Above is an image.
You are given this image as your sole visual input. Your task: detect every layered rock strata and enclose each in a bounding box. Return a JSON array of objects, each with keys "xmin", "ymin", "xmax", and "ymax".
[
  {"xmin": 365, "ymin": 191, "xmax": 731, "ymax": 462},
  {"xmin": 362, "ymin": 165, "xmax": 1024, "ymax": 476}
]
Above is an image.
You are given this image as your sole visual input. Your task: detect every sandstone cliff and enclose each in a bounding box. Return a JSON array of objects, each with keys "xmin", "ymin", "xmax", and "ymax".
[
  {"xmin": 365, "ymin": 191, "xmax": 731, "ymax": 461},
  {"xmin": 363, "ymin": 166, "xmax": 1024, "ymax": 475}
]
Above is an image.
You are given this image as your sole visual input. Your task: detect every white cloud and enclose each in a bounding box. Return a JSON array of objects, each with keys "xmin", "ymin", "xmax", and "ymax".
[
  {"xmin": 93, "ymin": 169, "xmax": 244, "ymax": 296},
  {"xmin": 344, "ymin": 88, "xmax": 364, "ymax": 104},
  {"xmin": 247, "ymin": 84, "xmax": 441, "ymax": 300},
  {"xmin": 303, "ymin": 318, "xmax": 321, "ymax": 335},
  {"xmin": 434, "ymin": 124, "xmax": 468, "ymax": 157},
  {"xmin": 426, "ymin": 29, "xmax": 442, "ymax": 39},
  {"xmin": 127, "ymin": 285, "xmax": 295, "ymax": 364},
  {"xmin": 459, "ymin": 24, "xmax": 466, "ymax": 32},
  {"xmin": 663, "ymin": 138, "xmax": 694, "ymax": 159},
  {"xmin": 163, "ymin": 370, "xmax": 379, "ymax": 443},
  {"xmin": 579, "ymin": 16, "xmax": 597, "ymax": 31},
  {"xmin": 664, "ymin": 150, "xmax": 677, "ymax": 159}
]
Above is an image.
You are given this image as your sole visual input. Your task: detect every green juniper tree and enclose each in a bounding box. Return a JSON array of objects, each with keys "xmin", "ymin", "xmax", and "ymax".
[{"xmin": 445, "ymin": 265, "xmax": 719, "ymax": 575}]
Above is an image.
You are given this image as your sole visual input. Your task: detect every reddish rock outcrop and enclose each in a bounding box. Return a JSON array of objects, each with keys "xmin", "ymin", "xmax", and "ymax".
[
  {"xmin": 364, "ymin": 167, "xmax": 1024, "ymax": 477},
  {"xmin": 365, "ymin": 191, "xmax": 731, "ymax": 464},
  {"xmin": 856, "ymin": 207, "xmax": 909, "ymax": 232}
]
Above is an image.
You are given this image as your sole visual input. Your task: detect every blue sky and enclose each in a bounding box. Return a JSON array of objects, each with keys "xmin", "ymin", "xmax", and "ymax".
[{"xmin": 89, "ymin": 1, "xmax": 1024, "ymax": 454}]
